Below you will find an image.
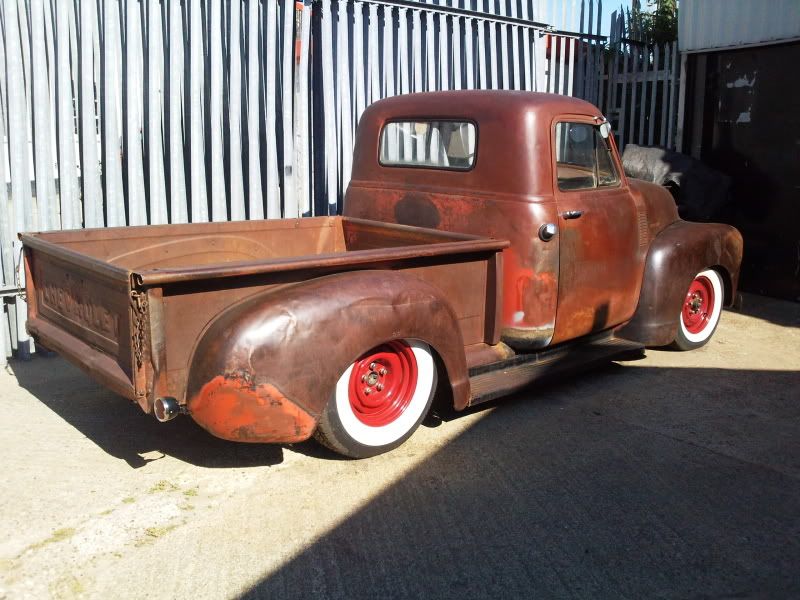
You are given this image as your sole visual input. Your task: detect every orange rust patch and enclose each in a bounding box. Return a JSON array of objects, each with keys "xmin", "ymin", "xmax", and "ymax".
[{"xmin": 188, "ymin": 376, "xmax": 317, "ymax": 443}]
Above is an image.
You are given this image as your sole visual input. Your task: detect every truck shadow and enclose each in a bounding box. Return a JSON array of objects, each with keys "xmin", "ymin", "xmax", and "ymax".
[
  {"xmin": 9, "ymin": 355, "xmax": 285, "ymax": 469},
  {"xmin": 6, "ymin": 342, "xmax": 647, "ymax": 468},
  {"xmin": 240, "ymin": 363, "xmax": 800, "ymax": 599}
]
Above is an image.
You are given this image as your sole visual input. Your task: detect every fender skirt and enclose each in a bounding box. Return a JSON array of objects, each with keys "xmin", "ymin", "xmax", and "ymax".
[
  {"xmin": 617, "ymin": 220, "xmax": 743, "ymax": 347},
  {"xmin": 185, "ymin": 270, "xmax": 468, "ymax": 443}
]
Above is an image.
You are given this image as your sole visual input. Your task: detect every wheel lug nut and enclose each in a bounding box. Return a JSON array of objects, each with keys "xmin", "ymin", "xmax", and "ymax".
[
  {"xmin": 369, "ymin": 362, "xmax": 376, "ymax": 370},
  {"xmin": 376, "ymin": 383, "xmax": 383, "ymax": 391},
  {"xmin": 361, "ymin": 374, "xmax": 367, "ymax": 382},
  {"xmin": 379, "ymin": 368, "xmax": 387, "ymax": 376},
  {"xmin": 364, "ymin": 387, "xmax": 371, "ymax": 395}
]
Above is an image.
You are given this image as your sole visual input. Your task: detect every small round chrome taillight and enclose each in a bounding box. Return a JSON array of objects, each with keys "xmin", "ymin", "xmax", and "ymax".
[{"xmin": 154, "ymin": 397, "xmax": 181, "ymax": 422}]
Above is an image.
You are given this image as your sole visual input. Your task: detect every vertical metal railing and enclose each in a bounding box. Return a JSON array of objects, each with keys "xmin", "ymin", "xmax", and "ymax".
[
  {"xmin": 603, "ymin": 6, "xmax": 681, "ymax": 153},
  {"xmin": 0, "ymin": 0, "xmax": 305, "ymax": 364}
]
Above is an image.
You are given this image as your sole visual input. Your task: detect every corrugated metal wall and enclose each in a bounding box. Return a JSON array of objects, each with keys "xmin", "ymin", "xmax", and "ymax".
[
  {"xmin": 679, "ymin": 0, "xmax": 800, "ymax": 52},
  {"xmin": 0, "ymin": 0, "xmax": 613, "ymax": 364}
]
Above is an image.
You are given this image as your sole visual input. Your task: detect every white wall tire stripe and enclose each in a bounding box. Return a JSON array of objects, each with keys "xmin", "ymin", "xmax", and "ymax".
[
  {"xmin": 334, "ymin": 340, "xmax": 435, "ymax": 447},
  {"xmin": 679, "ymin": 269, "xmax": 724, "ymax": 344}
]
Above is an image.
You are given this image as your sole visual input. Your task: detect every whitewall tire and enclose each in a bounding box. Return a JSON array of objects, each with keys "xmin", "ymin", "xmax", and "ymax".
[
  {"xmin": 672, "ymin": 268, "xmax": 724, "ymax": 350},
  {"xmin": 314, "ymin": 339, "xmax": 437, "ymax": 458}
]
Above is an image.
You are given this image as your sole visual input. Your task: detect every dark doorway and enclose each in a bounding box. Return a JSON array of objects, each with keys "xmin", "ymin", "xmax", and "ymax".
[{"xmin": 685, "ymin": 42, "xmax": 800, "ymax": 301}]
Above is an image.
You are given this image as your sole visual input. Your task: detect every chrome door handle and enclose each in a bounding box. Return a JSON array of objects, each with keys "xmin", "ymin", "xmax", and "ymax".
[
  {"xmin": 561, "ymin": 210, "xmax": 583, "ymax": 220},
  {"xmin": 539, "ymin": 223, "xmax": 557, "ymax": 241}
]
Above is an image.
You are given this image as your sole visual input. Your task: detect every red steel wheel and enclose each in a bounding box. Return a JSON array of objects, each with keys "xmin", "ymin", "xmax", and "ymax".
[
  {"xmin": 315, "ymin": 339, "xmax": 437, "ymax": 459},
  {"xmin": 682, "ymin": 275, "xmax": 716, "ymax": 335},
  {"xmin": 673, "ymin": 269, "xmax": 724, "ymax": 351},
  {"xmin": 347, "ymin": 341, "xmax": 419, "ymax": 427}
]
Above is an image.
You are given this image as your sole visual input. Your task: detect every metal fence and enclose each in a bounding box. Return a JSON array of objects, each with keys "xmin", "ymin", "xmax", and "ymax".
[
  {"xmin": 0, "ymin": 0, "xmax": 647, "ymax": 364},
  {"xmin": 602, "ymin": 8, "xmax": 681, "ymax": 153}
]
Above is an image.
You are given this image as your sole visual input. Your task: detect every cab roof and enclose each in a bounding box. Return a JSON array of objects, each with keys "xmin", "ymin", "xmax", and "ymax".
[
  {"xmin": 366, "ymin": 90, "xmax": 602, "ymax": 122},
  {"xmin": 350, "ymin": 91, "xmax": 605, "ymax": 198}
]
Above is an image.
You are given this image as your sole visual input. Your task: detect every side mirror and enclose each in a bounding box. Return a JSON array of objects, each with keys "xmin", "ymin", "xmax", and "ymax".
[{"xmin": 599, "ymin": 122, "xmax": 612, "ymax": 139}]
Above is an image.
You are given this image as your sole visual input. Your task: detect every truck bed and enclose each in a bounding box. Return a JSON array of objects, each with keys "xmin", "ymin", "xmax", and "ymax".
[{"xmin": 21, "ymin": 217, "xmax": 507, "ymax": 412}]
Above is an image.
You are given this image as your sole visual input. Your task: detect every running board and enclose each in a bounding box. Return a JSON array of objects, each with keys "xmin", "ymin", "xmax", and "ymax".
[{"xmin": 468, "ymin": 336, "xmax": 645, "ymax": 406}]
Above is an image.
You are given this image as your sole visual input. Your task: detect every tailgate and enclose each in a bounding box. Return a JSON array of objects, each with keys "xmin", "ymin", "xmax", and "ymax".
[{"xmin": 21, "ymin": 234, "xmax": 139, "ymax": 401}]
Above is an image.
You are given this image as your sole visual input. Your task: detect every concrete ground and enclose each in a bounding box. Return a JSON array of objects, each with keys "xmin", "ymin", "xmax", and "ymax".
[{"xmin": 0, "ymin": 293, "xmax": 798, "ymax": 600}]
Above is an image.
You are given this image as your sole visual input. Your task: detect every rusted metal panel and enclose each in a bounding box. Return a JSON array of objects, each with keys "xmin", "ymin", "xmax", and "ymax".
[
  {"xmin": 191, "ymin": 375, "xmax": 317, "ymax": 443},
  {"xmin": 20, "ymin": 234, "xmax": 132, "ymax": 284},
  {"xmin": 36, "ymin": 258, "xmax": 126, "ymax": 357},
  {"xmin": 157, "ymin": 235, "xmax": 503, "ymax": 407},
  {"xmin": 22, "ymin": 244, "xmax": 136, "ymax": 401},
  {"xmin": 127, "ymin": 222, "xmax": 505, "ymax": 287},
  {"xmin": 548, "ymin": 112, "xmax": 645, "ymax": 344},
  {"xmin": 347, "ymin": 182, "xmax": 560, "ymax": 349},
  {"xmin": 346, "ymin": 91, "xmax": 598, "ymax": 349},
  {"xmin": 407, "ymin": 261, "xmax": 488, "ymax": 346},
  {"xmin": 349, "ymin": 91, "xmax": 600, "ymax": 198},
  {"xmin": 185, "ymin": 269, "xmax": 475, "ymax": 441},
  {"xmin": 468, "ymin": 335, "xmax": 644, "ymax": 405},
  {"xmin": 550, "ymin": 184, "xmax": 645, "ymax": 344},
  {"xmin": 616, "ymin": 221, "xmax": 743, "ymax": 347},
  {"xmin": 23, "ymin": 216, "xmax": 504, "ymax": 430},
  {"xmin": 463, "ymin": 341, "xmax": 515, "ymax": 369}
]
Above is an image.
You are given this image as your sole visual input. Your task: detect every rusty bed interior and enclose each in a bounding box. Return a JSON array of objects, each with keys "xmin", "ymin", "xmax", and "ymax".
[{"xmin": 26, "ymin": 216, "xmax": 481, "ymax": 272}]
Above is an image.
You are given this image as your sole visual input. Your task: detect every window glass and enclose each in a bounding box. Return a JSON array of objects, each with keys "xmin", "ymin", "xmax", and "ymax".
[
  {"xmin": 555, "ymin": 122, "xmax": 619, "ymax": 190},
  {"xmin": 596, "ymin": 134, "xmax": 619, "ymax": 186},
  {"xmin": 380, "ymin": 121, "xmax": 476, "ymax": 170}
]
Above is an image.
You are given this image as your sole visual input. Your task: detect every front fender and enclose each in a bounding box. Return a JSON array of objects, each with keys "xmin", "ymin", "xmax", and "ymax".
[
  {"xmin": 617, "ymin": 220, "xmax": 743, "ymax": 347},
  {"xmin": 185, "ymin": 270, "xmax": 468, "ymax": 443}
]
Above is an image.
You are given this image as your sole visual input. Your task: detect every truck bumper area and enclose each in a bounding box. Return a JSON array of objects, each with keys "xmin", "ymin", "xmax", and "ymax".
[{"xmin": 187, "ymin": 375, "xmax": 318, "ymax": 443}]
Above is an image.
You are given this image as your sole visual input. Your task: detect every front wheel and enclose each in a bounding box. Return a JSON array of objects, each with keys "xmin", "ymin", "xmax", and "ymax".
[
  {"xmin": 314, "ymin": 339, "xmax": 437, "ymax": 459},
  {"xmin": 671, "ymin": 268, "xmax": 724, "ymax": 351}
]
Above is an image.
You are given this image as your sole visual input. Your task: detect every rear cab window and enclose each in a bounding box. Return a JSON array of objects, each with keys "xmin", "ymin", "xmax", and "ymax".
[
  {"xmin": 380, "ymin": 121, "xmax": 477, "ymax": 170},
  {"xmin": 555, "ymin": 122, "xmax": 620, "ymax": 191}
]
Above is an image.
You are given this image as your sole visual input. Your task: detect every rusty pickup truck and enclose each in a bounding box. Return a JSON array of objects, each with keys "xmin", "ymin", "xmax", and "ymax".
[{"xmin": 21, "ymin": 91, "xmax": 743, "ymax": 458}]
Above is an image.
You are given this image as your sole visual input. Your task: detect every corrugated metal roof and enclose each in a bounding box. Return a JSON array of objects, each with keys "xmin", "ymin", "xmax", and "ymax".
[{"xmin": 679, "ymin": 0, "xmax": 800, "ymax": 52}]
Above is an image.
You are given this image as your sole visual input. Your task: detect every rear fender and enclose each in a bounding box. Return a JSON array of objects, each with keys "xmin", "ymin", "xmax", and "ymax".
[
  {"xmin": 185, "ymin": 270, "xmax": 468, "ymax": 443},
  {"xmin": 617, "ymin": 221, "xmax": 743, "ymax": 347}
]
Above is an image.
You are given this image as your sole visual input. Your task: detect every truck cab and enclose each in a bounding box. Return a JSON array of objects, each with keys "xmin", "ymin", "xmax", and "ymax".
[{"xmin": 344, "ymin": 91, "xmax": 742, "ymax": 352}]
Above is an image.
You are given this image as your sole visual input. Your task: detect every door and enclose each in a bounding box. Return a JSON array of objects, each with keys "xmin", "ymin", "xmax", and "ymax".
[{"xmin": 550, "ymin": 119, "xmax": 643, "ymax": 344}]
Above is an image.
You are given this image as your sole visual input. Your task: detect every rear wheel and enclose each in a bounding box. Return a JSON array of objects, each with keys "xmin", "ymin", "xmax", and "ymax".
[
  {"xmin": 315, "ymin": 339, "xmax": 437, "ymax": 458},
  {"xmin": 672, "ymin": 268, "xmax": 724, "ymax": 351}
]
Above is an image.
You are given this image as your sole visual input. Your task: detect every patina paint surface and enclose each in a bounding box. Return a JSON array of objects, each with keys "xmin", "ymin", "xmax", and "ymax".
[
  {"xmin": 549, "ymin": 117, "xmax": 645, "ymax": 344},
  {"xmin": 20, "ymin": 90, "xmax": 744, "ymax": 447},
  {"xmin": 345, "ymin": 92, "xmax": 578, "ymax": 349},
  {"xmin": 616, "ymin": 221, "xmax": 744, "ymax": 346},
  {"xmin": 22, "ymin": 217, "xmax": 504, "ymax": 431},
  {"xmin": 346, "ymin": 186, "xmax": 559, "ymax": 349},
  {"xmin": 184, "ymin": 270, "xmax": 475, "ymax": 441},
  {"xmin": 191, "ymin": 376, "xmax": 316, "ymax": 443}
]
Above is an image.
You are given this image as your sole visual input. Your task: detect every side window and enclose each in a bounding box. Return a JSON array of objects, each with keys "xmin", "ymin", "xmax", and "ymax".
[
  {"xmin": 555, "ymin": 122, "xmax": 619, "ymax": 191},
  {"xmin": 380, "ymin": 121, "xmax": 476, "ymax": 170},
  {"xmin": 596, "ymin": 134, "xmax": 619, "ymax": 186}
]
